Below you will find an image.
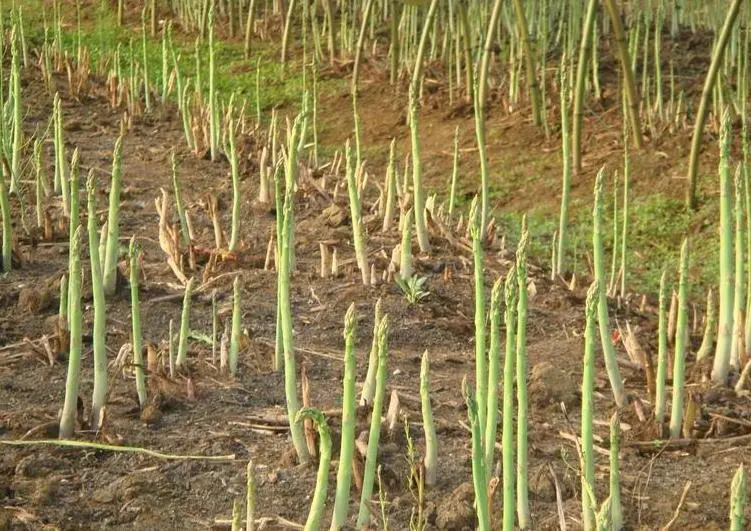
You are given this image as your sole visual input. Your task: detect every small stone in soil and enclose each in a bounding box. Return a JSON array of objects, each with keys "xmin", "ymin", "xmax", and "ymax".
[
  {"xmin": 529, "ymin": 361, "xmax": 578, "ymax": 408},
  {"xmin": 435, "ymin": 481, "xmax": 475, "ymax": 530}
]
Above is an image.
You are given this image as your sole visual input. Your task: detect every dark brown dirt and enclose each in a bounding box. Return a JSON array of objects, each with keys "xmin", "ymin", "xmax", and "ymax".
[{"xmin": 2, "ymin": 12, "xmax": 750, "ymax": 531}]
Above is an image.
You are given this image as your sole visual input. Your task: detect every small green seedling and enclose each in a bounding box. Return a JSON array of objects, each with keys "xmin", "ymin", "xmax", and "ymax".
[{"xmin": 396, "ymin": 275, "xmax": 430, "ymax": 305}]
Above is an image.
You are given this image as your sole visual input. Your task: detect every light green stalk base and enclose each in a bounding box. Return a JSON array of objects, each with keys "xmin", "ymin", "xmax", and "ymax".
[
  {"xmin": 470, "ymin": 197, "xmax": 487, "ymax": 447},
  {"xmin": 421, "ymin": 350, "xmax": 437, "ymax": 487},
  {"xmin": 484, "ymin": 278, "xmax": 502, "ymax": 478},
  {"xmin": 592, "ymin": 169, "xmax": 627, "ymax": 406},
  {"xmin": 59, "ymin": 227, "xmax": 83, "ymax": 439},
  {"xmin": 502, "ymin": 266, "xmax": 518, "ymax": 531},
  {"xmin": 696, "ymin": 289, "xmax": 716, "ymax": 361},
  {"xmin": 345, "ymin": 141, "xmax": 369, "ymax": 285},
  {"xmin": 175, "ymin": 277, "xmax": 195, "ymax": 368},
  {"xmin": 669, "ymin": 239, "xmax": 689, "ymax": 439},
  {"xmin": 129, "ymin": 237, "xmax": 146, "ymax": 407},
  {"xmin": 229, "ymin": 277, "xmax": 241, "ymax": 376},
  {"xmin": 0, "ymin": 157, "xmax": 11, "ymax": 273},
  {"xmin": 654, "ymin": 271, "xmax": 668, "ymax": 425},
  {"xmin": 279, "ymin": 190, "xmax": 310, "ymax": 465},
  {"xmin": 730, "ymin": 464, "xmax": 747, "ymax": 531},
  {"xmin": 331, "ymin": 304, "xmax": 357, "ymax": 530},
  {"xmin": 229, "ymin": 120, "xmax": 241, "ymax": 252},
  {"xmin": 356, "ymin": 317, "xmax": 389, "ymax": 529},
  {"xmin": 87, "ymin": 172, "xmax": 108, "ymax": 426},
  {"xmin": 610, "ymin": 412, "xmax": 623, "ymax": 530},
  {"xmin": 296, "ymin": 408, "xmax": 332, "ymax": 531},
  {"xmin": 516, "ymin": 228, "xmax": 530, "ymax": 529},
  {"xmin": 712, "ymin": 110, "xmax": 735, "ymax": 385},
  {"xmin": 582, "ymin": 281, "xmax": 598, "ymax": 531},
  {"xmin": 463, "ymin": 378, "xmax": 489, "ymax": 531}
]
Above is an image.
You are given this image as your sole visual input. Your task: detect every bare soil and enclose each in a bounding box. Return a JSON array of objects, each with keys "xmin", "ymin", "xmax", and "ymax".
[{"xmin": 1, "ymin": 11, "xmax": 750, "ymax": 531}]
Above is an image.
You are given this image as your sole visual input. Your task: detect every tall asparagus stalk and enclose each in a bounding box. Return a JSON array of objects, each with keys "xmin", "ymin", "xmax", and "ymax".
[
  {"xmin": 516, "ymin": 227, "xmax": 530, "ymax": 529},
  {"xmin": 0, "ymin": 156, "xmax": 11, "ymax": 273},
  {"xmin": 421, "ymin": 350, "xmax": 437, "ymax": 487},
  {"xmin": 273, "ymin": 164, "xmax": 284, "ymax": 373},
  {"xmin": 602, "ymin": 0, "xmax": 644, "ymax": 149},
  {"xmin": 502, "ymin": 265, "xmax": 518, "ymax": 531},
  {"xmin": 592, "ymin": 169, "xmax": 627, "ymax": 406},
  {"xmin": 408, "ymin": 0, "xmax": 439, "ymax": 253},
  {"xmin": 697, "ymin": 289, "xmax": 716, "ymax": 361},
  {"xmin": 331, "ymin": 304, "xmax": 357, "ymax": 530},
  {"xmin": 87, "ymin": 172, "xmax": 108, "ymax": 427},
  {"xmin": 730, "ymin": 464, "xmax": 747, "ymax": 531},
  {"xmin": 175, "ymin": 277, "xmax": 195, "ymax": 368},
  {"xmin": 382, "ymin": 139, "xmax": 397, "ymax": 233},
  {"xmin": 279, "ymin": 187, "xmax": 309, "ymax": 464},
  {"xmin": 686, "ymin": 0, "xmax": 746, "ymax": 209},
  {"xmin": 172, "ymin": 153, "xmax": 191, "ymax": 248},
  {"xmin": 464, "ymin": 376, "xmax": 490, "ymax": 531},
  {"xmin": 244, "ymin": 0, "xmax": 257, "ymax": 59},
  {"xmin": 655, "ymin": 270, "xmax": 669, "ymax": 425},
  {"xmin": 744, "ymin": 121, "xmax": 751, "ymax": 363},
  {"xmin": 280, "ymin": 0, "xmax": 299, "ymax": 73},
  {"xmin": 67, "ymin": 151, "xmax": 81, "ymax": 322},
  {"xmin": 356, "ymin": 316, "xmax": 389, "ymax": 529},
  {"xmin": 572, "ymin": 0, "xmax": 598, "ymax": 174},
  {"xmin": 59, "ymin": 227, "xmax": 83, "ymax": 439},
  {"xmin": 129, "ymin": 237, "xmax": 146, "ymax": 407},
  {"xmin": 582, "ymin": 281, "xmax": 599, "ymax": 531},
  {"xmin": 345, "ymin": 141, "xmax": 369, "ymax": 285},
  {"xmin": 295, "ymin": 408, "xmax": 332, "ymax": 531},
  {"xmin": 470, "ymin": 197, "xmax": 487, "ymax": 445},
  {"xmin": 229, "ymin": 277, "xmax": 241, "ymax": 376},
  {"xmin": 484, "ymin": 277, "xmax": 503, "ymax": 478},
  {"xmin": 511, "ymin": 0, "xmax": 543, "ymax": 125},
  {"xmin": 670, "ymin": 238, "xmax": 689, "ymax": 439},
  {"xmin": 475, "ymin": 0, "xmax": 504, "ymax": 239},
  {"xmin": 58, "ymin": 274, "xmax": 68, "ymax": 332},
  {"xmin": 53, "ymin": 93, "xmax": 68, "ymax": 211},
  {"xmin": 9, "ymin": 28, "xmax": 22, "ymax": 194},
  {"xmin": 556, "ymin": 54, "xmax": 571, "ymax": 275},
  {"xmin": 731, "ymin": 166, "xmax": 745, "ymax": 370},
  {"xmin": 208, "ymin": 4, "xmax": 219, "ymax": 161},
  {"xmin": 448, "ymin": 126, "xmax": 460, "ymax": 219},
  {"xmin": 229, "ymin": 119, "xmax": 241, "ymax": 252},
  {"xmin": 350, "ymin": 0, "xmax": 375, "ymax": 94},
  {"xmin": 139, "ymin": 8, "xmax": 151, "ymax": 113},
  {"xmin": 360, "ymin": 299, "xmax": 382, "ymax": 407},
  {"xmin": 712, "ymin": 110, "xmax": 735, "ymax": 385},
  {"xmin": 620, "ymin": 142, "xmax": 631, "ymax": 298},
  {"xmin": 103, "ymin": 135, "xmax": 124, "ymax": 297},
  {"xmin": 399, "ymin": 207, "xmax": 413, "ymax": 279}
]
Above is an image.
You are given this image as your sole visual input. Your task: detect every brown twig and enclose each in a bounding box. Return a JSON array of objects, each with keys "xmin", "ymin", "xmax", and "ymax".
[
  {"xmin": 548, "ymin": 464, "xmax": 568, "ymax": 531},
  {"xmin": 0, "ymin": 337, "xmax": 45, "ymax": 353},
  {"xmin": 558, "ymin": 431, "xmax": 610, "ymax": 457},
  {"xmin": 214, "ymin": 516, "xmax": 303, "ymax": 529},
  {"xmin": 256, "ymin": 338, "xmax": 344, "ymax": 362},
  {"xmin": 0, "ymin": 439, "xmax": 235, "ymax": 461},
  {"xmin": 628, "ymin": 432, "xmax": 751, "ymax": 450},
  {"xmin": 660, "ymin": 480, "xmax": 692, "ymax": 531},
  {"xmin": 707, "ymin": 412, "xmax": 751, "ymax": 429}
]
